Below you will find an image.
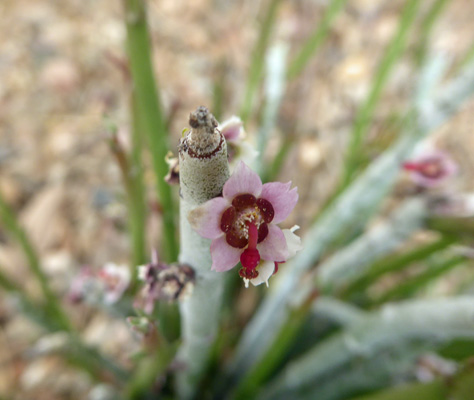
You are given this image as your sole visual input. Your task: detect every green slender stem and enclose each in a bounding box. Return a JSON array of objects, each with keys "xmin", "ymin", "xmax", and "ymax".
[
  {"xmin": 0, "ymin": 265, "xmax": 18, "ymax": 292},
  {"xmin": 233, "ymin": 293, "xmax": 316, "ymax": 400},
  {"xmin": 66, "ymin": 334, "xmax": 130, "ymax": 382},
  {"xmin": 372, "ymin": 254, "xmax": 466, "ymax": 305},
  {"xmin": 0, "ymin": 265, "xmax": 58, "ymax": 330},
  {"xmin": 455, "ymin": 40, "xmax": 474, "ymax": 73},
  {"xmin": 107, "ymin": 108, "xmax": 146, "ymax": 288},
  {"xmin": 427, "ymin": 215, "xmax": 474, "ymax": 236},
  {"xmin": 123, "ymin": 0, "xmax": 178, "ymax": 262},
  {"xmin": 351, "ymin": 380, "xmax": 446, "ymax": 400},
  {"xmin": 240, "ymin": 0, "xmax": 282, "ymax": 124},
  {"xmin": 414, "ymin": 0, "xmax": 450, "ymax": 66},
  {"xmin": 262, "ymin": 134, "xmax": 294, "ymax": 182},
  {"xmin": 125, "ymin": 335, "xmax": 178, "ymax": 400},
  {"xmin": 340, "ymin": 236, "xmax": 455, "ymax": 299},
  {"xmin": 212, "ymin": 61, "xmax": 227, "ymax": 122},
  {"xmin": 287, "ymin": 0, "xmax": 348, "ymax": 80},
  {"xmin": 0, "ymin": 191, "xmax": 71, "ymax": 331},
  {"xmin": 130, "ymin": 95, "xmax": 147, "ymax": 273},
  {"xmin": 342, "ymin": 0, "xmax": 421, "ymax": 187}
]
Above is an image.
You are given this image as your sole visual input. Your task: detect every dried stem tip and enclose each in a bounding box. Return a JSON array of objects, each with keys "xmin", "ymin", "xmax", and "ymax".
[{"xmin": 187, "ymin": 106, "xmax": 220, "ymax": 154}]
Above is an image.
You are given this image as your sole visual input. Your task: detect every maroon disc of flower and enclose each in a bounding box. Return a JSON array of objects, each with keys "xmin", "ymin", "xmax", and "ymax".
[{"xmin": 188, "ymin": 162, "xmax": 298, "ymax": 281}]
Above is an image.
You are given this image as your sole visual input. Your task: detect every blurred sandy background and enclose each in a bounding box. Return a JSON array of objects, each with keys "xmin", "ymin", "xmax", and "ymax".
[{"xmin": 1, "ymin": 0, "xmax": 474, "ymax": 398}]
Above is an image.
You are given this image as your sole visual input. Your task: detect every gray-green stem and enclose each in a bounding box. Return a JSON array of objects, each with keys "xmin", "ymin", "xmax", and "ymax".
[{"xmin": 176, "ymin": 107, "xmax": 230, "ymax": 399}]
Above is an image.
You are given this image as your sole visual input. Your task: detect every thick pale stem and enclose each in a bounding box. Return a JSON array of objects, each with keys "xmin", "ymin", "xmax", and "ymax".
[{"xmin": 177, "ymin": 107, "xmax": 230, "ymax": 398}]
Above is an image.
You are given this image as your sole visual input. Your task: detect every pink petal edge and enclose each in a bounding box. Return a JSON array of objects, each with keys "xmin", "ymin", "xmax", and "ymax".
[
  {"xmin": 223, "ymin": 161, "xmax": 262, "ymax": 200},
  {"xmin": 188, "ymin": 197, "xmax": 230, "ymax": 239},
  {"xmin": 257, "ymin": 224, "xmax": 289, "ymax": 262},
  {"xmin": 210, "ymin": 236, "xmax": 242, "ymax": 272},
  {"xmin": 260, "ymin": 182, "xmax": 298, "ymax": 224},
  {"xmin": 219, "ymin": 116, "xmax": 242, "ymax": 142}
]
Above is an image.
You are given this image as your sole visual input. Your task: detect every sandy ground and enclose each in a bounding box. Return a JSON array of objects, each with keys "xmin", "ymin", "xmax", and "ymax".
[{"xmin": 0, "ymin": 0, "xmax": 474, "ymax": 398}]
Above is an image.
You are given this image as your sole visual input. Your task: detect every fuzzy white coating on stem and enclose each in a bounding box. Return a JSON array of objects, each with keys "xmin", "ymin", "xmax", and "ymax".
[{"xmin": 176, "ymin": 107, "xmax": 230, "ymax": 398}]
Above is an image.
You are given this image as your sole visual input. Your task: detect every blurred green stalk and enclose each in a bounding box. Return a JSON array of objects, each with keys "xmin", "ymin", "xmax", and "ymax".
[
  {"xmin": 351, "ymin": 380, "xmax": 446, "ymax": 400},
  {"xmin": 129, "ymin": 95, "xmax": 148, "ymax": 271},
  {"xmin": 0, "ymin": 264, "xmax": 59, "ymax": 330},
  {"xmin": 455, "ymin": 40, "xmax": 474, "ymax": 73},
  {"xmin": 233, "ymin": 293, "xmax": 316, "ymax": 400},
  {"xmin": 240, "ymin": 0, "xmax": 282, "ymax": 124},
  {"xmin": 342, "ymin": 0, "xmax": 421, "ymax": 187},
  {"xmin": 263, "ymin": 134, "xmax": 294, "ymax": 182},
  {"xmin": 107, "ymin": 97, "xmax": 147, "ymax": 285},
  {"xmin": 212, "ymin": 60, "xmax": 227, "ymax": 122},
  {"xmin": 0, "ymin": 191, "xmax": 71, "ymax": 331},
  {"xmin": 287, "ymin": 0, "xmax": 348, "ymax": 80},
  {"xmin": 123, "ymin": 0, "xmax": 178, "ymax": 263},
  {"xmin": 340, "ymin": 235, "xmax": 455, "ymax": 299},
  {"xmin": 414, "ymin": 0, "xmax": 450, "ymax": 66},
  {"xmin": 261, "ymin": 0, "xmax": 347, "ymax": 181},
  {"xmin": 372, "ymin": 254, "xmax": 466, "ymax": 305}
]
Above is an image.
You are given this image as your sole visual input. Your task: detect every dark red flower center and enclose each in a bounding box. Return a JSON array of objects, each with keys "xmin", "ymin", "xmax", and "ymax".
[{"xmin": 220, "ymin": 193, "xmax": 274, "ymax": 249}]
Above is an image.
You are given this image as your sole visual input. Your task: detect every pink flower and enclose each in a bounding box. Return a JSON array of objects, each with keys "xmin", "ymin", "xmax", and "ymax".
[
  {"xmin": 188, "ymin": 162, "xmax": 300, "ymax": 286},
  {"xmin": 68, "ymin": 266, "xmax": 95, "ymax": 303},
  {"xmin": 137, "ymin": 251, "xmax": 195, "ymax": 313},
  {"xmin": 68, "ymin": 263, "xmax": 130, "ymax": 305},
  {"xmin": 402, "ymin": 150, "xmax": 457, "ymax": 188},
  {"xmin": 219, "ymin": 117, "xmax": 258, "ymax": 167},
  {"xmin": 98, "ymin": 263, "xmax": 131, "ymax": 304}
]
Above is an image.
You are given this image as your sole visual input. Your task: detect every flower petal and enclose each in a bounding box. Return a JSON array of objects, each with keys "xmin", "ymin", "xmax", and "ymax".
[
  {"xmin": 188, "ymin": 197, "xmax": 230, "ymax": 239},
  {"xmin": 223, "ymin": 161, "xmax": 262, "ymax": 200},
  {"xmin": 260, "ymin": 182, "xmax": 298, "ymax": 223},
  {"xmin": 282, "ymin": 226, "xmax": 303, "ymax": 258},
  {"xmin": 257, "ymin": 224, "xmax": 289, "ymax": 262},
  {"xmin": 210, "ymin": 236, "xmax": 242, "ymax": 272},
  {"xmin": 219, "ymin": 116, "xmax": 243, "ymax": 142},
  {"xmin": 250, "ymin": 261, "xmax": 275, "ymax": 287}
]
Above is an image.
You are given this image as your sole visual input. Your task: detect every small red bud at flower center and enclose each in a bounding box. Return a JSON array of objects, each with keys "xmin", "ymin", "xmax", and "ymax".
[{"xmin": 240, "ymin": 248, "xmax": 260, "ymax": 271}]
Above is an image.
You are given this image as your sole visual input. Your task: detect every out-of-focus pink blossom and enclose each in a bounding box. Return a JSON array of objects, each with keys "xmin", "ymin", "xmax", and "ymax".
[
  {"xmin": 68, "ymin": 263, "xmax": 130, "ymax": 305},
  {"xmin": 98, "ymin": 263, "xmax": 131, "ymax": 304},
  {"xmin": 402, "ymin": 150, "xmax": 457, "ymax": 188},
  {"xmin": 68, "ymin": 266, "xmax": 96, "ymax": 303},
  {"xmin": 136, "ymin": 251, "xmax": 195, "ymax": 313},
  {"xmin": 219, "ymin": 117, "xmax": 258, "ymax": 168}
]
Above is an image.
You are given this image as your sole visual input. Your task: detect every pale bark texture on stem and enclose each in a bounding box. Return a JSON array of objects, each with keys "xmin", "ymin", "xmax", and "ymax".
[{"xmin": 176, "ymin": 107, "xmax": 230, "ymax": 398}]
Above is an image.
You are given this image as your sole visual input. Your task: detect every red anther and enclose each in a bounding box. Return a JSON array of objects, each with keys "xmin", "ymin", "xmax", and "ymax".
[
  {"xmin": 258, "ymin": 223, "xmax": 268, "ymax": 243},
  {"xmin": 256, "ymin": 198, "xmax": 274, "ymax": 223},
  {"xmin": 232, "ymin": 193, "xmax": 257, "ymax": 210},
  {"xmin": 220, "ymin": 206, "xmax": 236, "ymax": 233},
  {"xmin": 226, "ymin": 231, "xmax": 248, "ymax": 248}
]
